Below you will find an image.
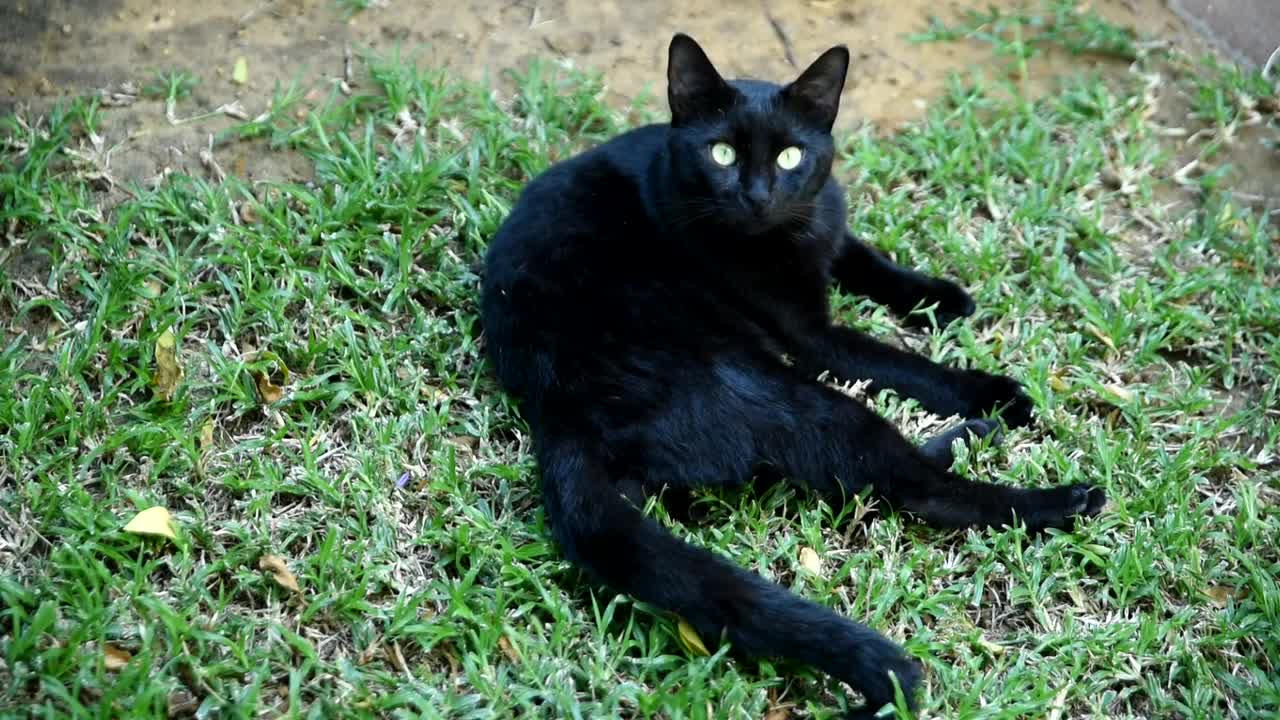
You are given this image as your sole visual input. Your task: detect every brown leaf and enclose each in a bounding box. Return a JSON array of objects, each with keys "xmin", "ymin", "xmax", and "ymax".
[
  {"xmin": 1204, "ymin": 585, "xmax": 1241, "ymax": 607},
  {"xmin": 386, "ymin": 641, "xmax": 409, "ymax": 672},
  {"xmin": 167, "ymin": 689, "xmax": 199, "ymax": 717},
  {"xmin": 254, "ymin": 371, "xmax": 285, "ymax": 404},
  {"xmin": 764, "ymin": 705, "xmax": 792, "ymax": 720},
  {"xmin": 103, "ymin": 642, "xmax": 132, "ymax": 671},
  {"xmin": 152, "ymin": 328, "xmax": 183, "ymax": 401},
  {"xmin": 358, "ymin": 639, "xmax": 381, "ymax": 665},
  {"xmin": 258, "ymin": 554, "xmax": 301, "ymax": 593},
  {"xmin": 498, "ymin": 635, "xmax": 521, "ymax": 664}
]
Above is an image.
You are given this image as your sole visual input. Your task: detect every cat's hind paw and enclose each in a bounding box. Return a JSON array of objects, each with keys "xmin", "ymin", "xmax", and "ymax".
[
  {"xmin": 966, "ymin": 372, "xmax": 1034, "ymax": 429},
  {"xmin": 920, "ymin": 418, "xmax": 1004, "ymax": 468},
  {"xmin": 1022, "ymin": 483, "xmax": 1107, "ymax": 532}
]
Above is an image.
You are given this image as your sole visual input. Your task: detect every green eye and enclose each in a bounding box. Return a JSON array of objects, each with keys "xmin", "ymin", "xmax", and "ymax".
[
  {"xmin": 710, "ymin": 142, "xmax": 736, "ymax": 167},
  {"xmin": 776, "ymin": 146, "xmax": 803, "ymax": 170}
]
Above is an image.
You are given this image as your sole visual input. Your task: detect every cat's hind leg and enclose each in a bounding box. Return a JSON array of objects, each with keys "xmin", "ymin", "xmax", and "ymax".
[
  {"xmin": 637, "ymin": 359, "xmax": 1099, "ymax": 530},
  {"xmin": 538, "ymin": 424, "xmax": 922, "ymax": 718}
]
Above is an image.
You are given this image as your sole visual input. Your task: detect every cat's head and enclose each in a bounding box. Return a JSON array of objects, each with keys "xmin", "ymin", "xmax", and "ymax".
[{"xmin": 664, "ymin": 33, "xmax": 849, "ymax": 234}]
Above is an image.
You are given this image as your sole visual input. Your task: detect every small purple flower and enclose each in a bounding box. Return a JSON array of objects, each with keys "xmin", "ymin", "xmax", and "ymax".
[{"xmin": 396, "ymin": 471, "xmax": 411, "ymax": 489}]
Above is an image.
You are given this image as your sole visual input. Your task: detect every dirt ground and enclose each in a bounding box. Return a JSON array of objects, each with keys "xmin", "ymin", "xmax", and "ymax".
[{"xmin": 0, "ymin": 0, "xmax": 1252, "ymax": 190}]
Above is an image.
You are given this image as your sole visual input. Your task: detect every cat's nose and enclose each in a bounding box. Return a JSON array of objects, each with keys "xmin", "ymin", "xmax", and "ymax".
[{"xmin": 744, "ymin": 185, "xmax": 770, "ymax": 213}]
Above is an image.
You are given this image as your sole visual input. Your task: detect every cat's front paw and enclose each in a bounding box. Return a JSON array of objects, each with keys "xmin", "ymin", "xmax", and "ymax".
[
  {"xmin": 903, "ymin": 278, "xmax": 976, "ymax": 329},
  {"xmin": 966, "ymin": 372, "xmax": 1034, "ymax": 428},
  {"xmin": 1021, "ymin": 484, "xmax": 1107, "ymax": 532}
]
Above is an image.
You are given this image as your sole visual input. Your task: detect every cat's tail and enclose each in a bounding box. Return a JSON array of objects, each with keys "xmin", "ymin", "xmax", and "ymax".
[{"xmin": 536, "ymin": 433, "xmax": 922, "ymax": 716}]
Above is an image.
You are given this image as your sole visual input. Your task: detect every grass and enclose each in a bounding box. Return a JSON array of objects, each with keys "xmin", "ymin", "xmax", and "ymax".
[{"xmin": 2, "ymin": 3, "xmax": 1278, "ymax": 718}]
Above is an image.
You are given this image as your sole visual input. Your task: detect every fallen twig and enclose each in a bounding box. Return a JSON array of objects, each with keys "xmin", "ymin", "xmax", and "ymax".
[{"xmin": 762, "ymin": 4, "xmax": 797, "ymax": 69}]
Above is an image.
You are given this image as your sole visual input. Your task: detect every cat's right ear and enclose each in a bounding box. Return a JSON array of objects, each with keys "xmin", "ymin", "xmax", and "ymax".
[{"xmin": 667, "ymin": 33, "xmax": 733, "ymax": 126}]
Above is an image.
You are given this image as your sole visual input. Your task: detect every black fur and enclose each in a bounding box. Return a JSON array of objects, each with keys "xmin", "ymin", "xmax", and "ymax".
[{"xmin": 481, "ymin": 34, "xmax": 1105, "ymax": 716}]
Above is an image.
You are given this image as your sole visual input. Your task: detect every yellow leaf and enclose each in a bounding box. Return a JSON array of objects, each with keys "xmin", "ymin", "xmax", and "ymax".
[
  {"xmin": 1084, "ymin": 323, "xmax": 1117, "ymax": 353},
  {"xmin": 798, "ymin": 546, "xmax": 822, "ymax": 575},
  {"xmin": 258, "ymin": 554, "xmax": 301, "ymax": 593},
  {"xmin": 1048, "ymin": 372, "xmax": 1070, "ymax": 393},
  {"xmin": 153, "ymin": 328, "xmax": 183, "ymax": 401},
  {"xmin": 676, "ymin": 617, "xmax": 710, "ymax": 657},
  {"xmin": 974, "ymin": 634, "xmax": 1005, "ymax": 655},
  {"xmin": 254, "ymin": 371, "xmax": 285, "ymax": 404},
  {"xmin": 1103, "ymin": 383, "xmax": 1134, "ymax": 402},
  {"xmin": 1045, "ymin": 685, "xmax": 1070, "ymax": 720},
  {"xmin": 103, "ymin": 642, "xmax": 132, "ymax": 671},
  {"xmin": 232, "ymin": 57, "xmax": 249, "ymax": 85},
  {"xmin": 123, "ymin": 506, "xmax": 177, "ymax": 541},
  {"xmin": 198, "ymin": 419, "xmax": 215, "ymax": 450},
  {"xmin": 498, "ymin": 635, "xmax": 521, "ymax": 664}
]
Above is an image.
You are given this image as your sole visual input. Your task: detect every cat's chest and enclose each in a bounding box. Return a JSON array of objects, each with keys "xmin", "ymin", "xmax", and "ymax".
[{"xmin": 696, "ymin": 249, "xmax": 830, "ymax": 347}]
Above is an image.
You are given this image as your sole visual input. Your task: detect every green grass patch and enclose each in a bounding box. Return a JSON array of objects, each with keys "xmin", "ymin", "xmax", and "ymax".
[{"xmin": 2, "ymin": 9, "xmax": 1278, "ymax": 719}]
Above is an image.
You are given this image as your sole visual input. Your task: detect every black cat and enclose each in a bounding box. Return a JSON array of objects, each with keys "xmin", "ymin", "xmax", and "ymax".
[{"xmin": 481, "ymin": 33, "xmax": 1106, "ymax": 717}]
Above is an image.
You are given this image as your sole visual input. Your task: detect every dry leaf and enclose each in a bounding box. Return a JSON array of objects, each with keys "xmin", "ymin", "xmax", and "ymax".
[
  {"xmin": 386, "ymin": 641, "xmax": 409, "ymax": 672},
  {"xmin": 798, "ymin": 546, "xmax": 822, "ymax": 574},
  {"xmin": 1204, "ymin": 585, "xmax": 1241, "ymax": 607},
  {"xmin": 498, "ymin": 635, "xmax": 521, "ymax": 664},
  {"xmin": 676, "ymin": 617, "xmax": 710, "ymax": 657},
  {"xmin": 1049, "ymin": 372, "xmax": 1070, "ymax": 393},
  {"xmin": 250, "ymin": 353, "xmax": 291, "ymax": 404},
  {"xmin": 991, "ymin": 329, "xmax": 1005, "ymax": 357},
  {"xmin": 1084, "ymin": 323, "xmax": 1117, "ymax": 352},
  {"xmin": 232, "ymin": 57, "xmax": 249, "ymax": 85},
  {"xmin": 103, "ymin": 642, "xmax": 132, "ymax": 671},
  {"xmin": 254, "ymin": 371, "xmax": 285, "ymax": 404},
  {"xmin": 764, "ymin": 705, "xmax": 792, "ymax": 720},
  {"xmin": 153, "ymin": 328, "xmax": 183, "ymax": 401},
  {"xmin": 1046, "ymin": 685, "xmax": 1070, "ymax": 720},
  {"xmin": 198, "ymin": 419, "xmax": 214, "ymax": 450},
  {"xmin": 974, "ymin": 634, "xmax": 1005, "ymax": 655},
  {"xmin": 258, "ymin": 554, "xmax": 301, "ymax": 593},
  {"xmin": 1103, "ymin": 384, "xmax": 1134, "ymax": 402},
  {"xmin": 123, "ymin": 506, "xmax": 177, "ymax": 541},
  {"xmin": 167, "ymin": 689, "xmax": 199, "ymax": 716}
]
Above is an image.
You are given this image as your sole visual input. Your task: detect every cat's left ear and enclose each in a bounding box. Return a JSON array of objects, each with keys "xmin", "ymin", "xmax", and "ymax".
[{"xmin": 782, "ymin": 46, "xmax": 850, "ymax": 131}]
